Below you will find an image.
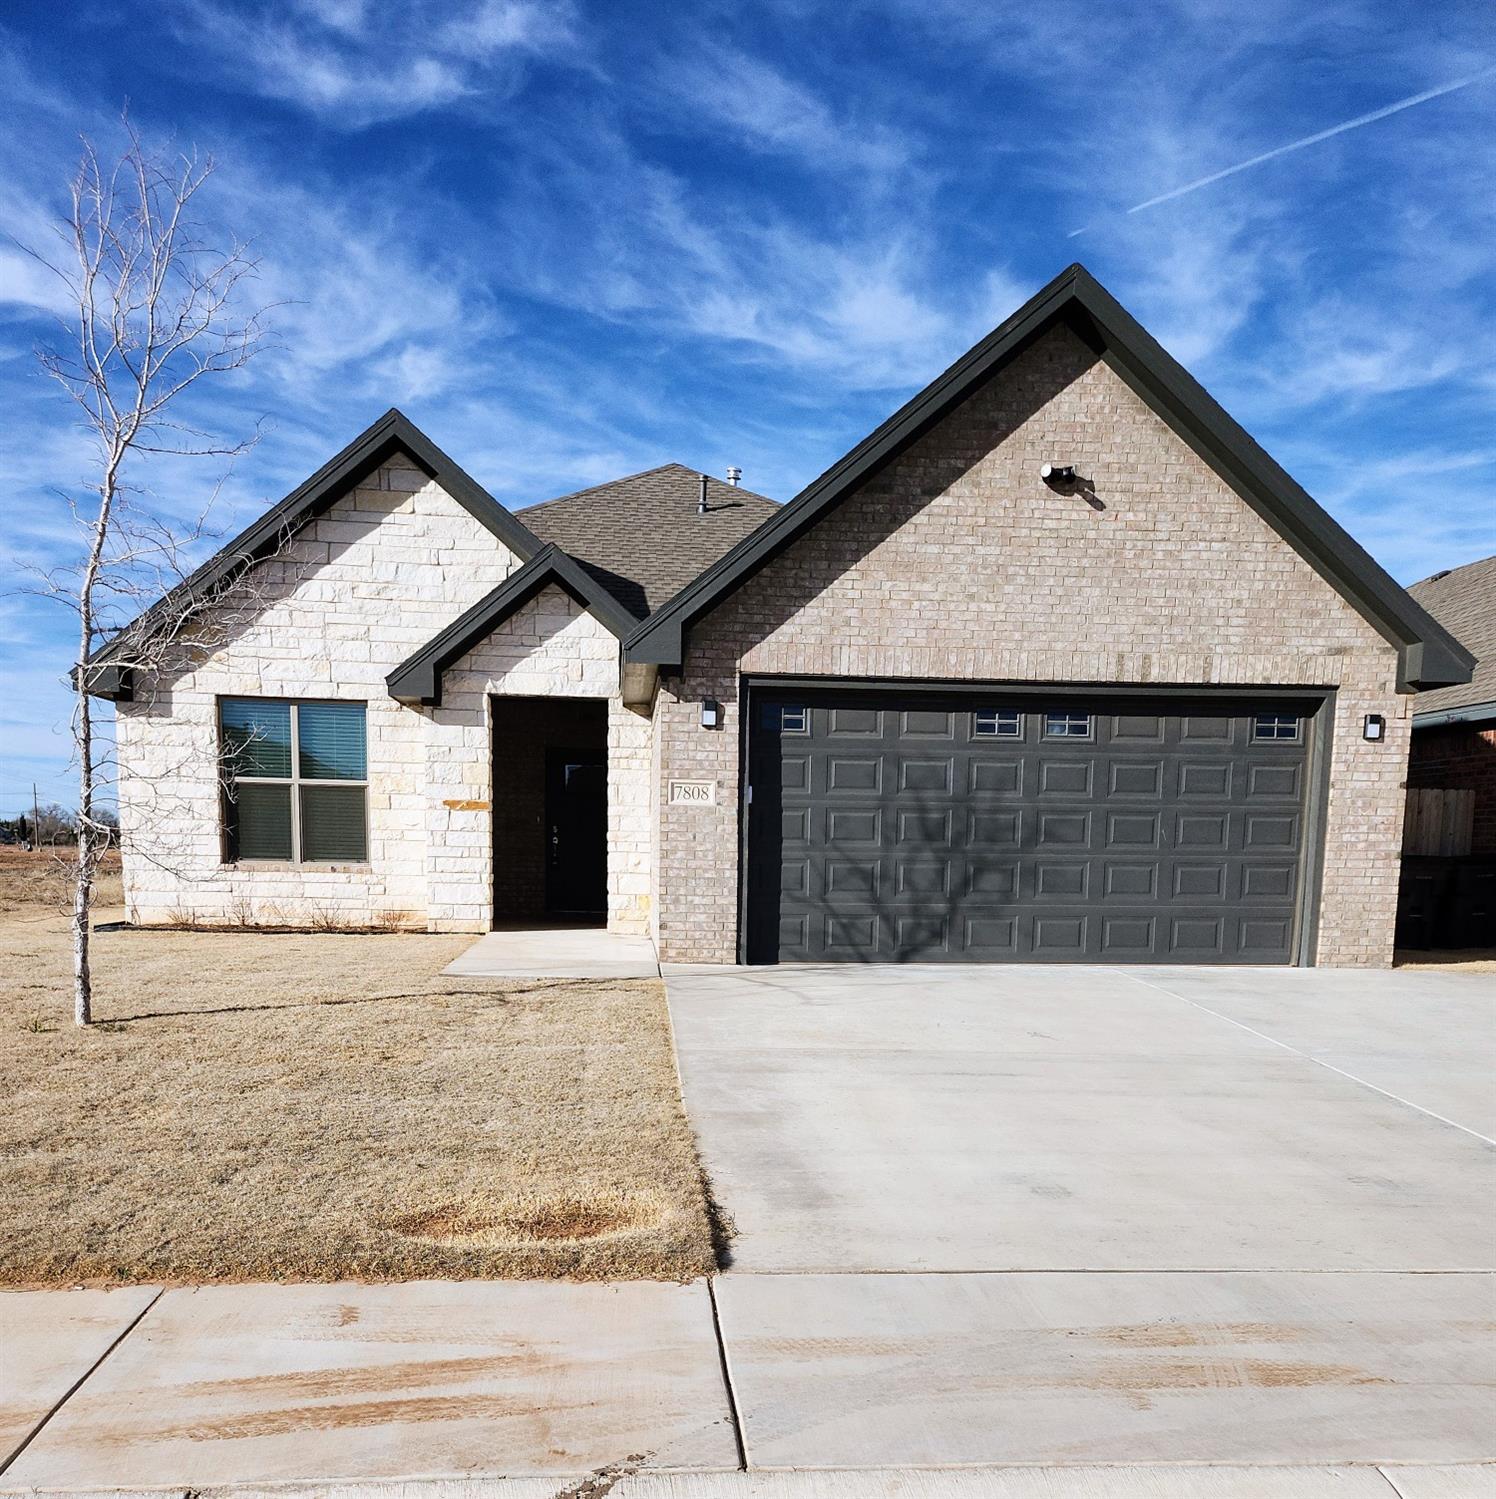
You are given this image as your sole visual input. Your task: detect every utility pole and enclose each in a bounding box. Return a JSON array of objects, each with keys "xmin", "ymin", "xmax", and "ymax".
[{"xmin": 32, "ymin": 783, "xmax": 40, "ymax": 848}]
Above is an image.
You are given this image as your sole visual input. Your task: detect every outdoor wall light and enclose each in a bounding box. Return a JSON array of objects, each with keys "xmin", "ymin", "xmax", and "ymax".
[
  {"xmin": 701, "ymin": 698, "xmax": 723, "ymax": 730},
  {"xmin": 1363, "ymin": 713, "xmax": 1386, "ymax": 742},
  {"xmin": 1040, "ymin": 463, "xmax": 1076, "ymax": 483}
]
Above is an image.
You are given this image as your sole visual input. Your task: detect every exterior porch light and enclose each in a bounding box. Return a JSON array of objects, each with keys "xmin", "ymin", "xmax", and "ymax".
[
  {"xmin": 1363, "ymin": 713, "xmax": 1386, "ymax": 741},
  {"xmin": 701, "ymin": 698, "xmax": 723, "ymax": 730}
]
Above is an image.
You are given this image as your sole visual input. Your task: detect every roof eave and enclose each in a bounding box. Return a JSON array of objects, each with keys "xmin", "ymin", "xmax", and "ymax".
[{"xmin": 1412, "ymin": 697, "xmax": 1496, "ymax": 730}]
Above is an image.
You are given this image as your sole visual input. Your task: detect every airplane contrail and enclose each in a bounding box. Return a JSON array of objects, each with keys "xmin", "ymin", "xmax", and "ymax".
[{"xmin": 1068, "ymin": 64, "xmax": 1496, "ymax": 237}]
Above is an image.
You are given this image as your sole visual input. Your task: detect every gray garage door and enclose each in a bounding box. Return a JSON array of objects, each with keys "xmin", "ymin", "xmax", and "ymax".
[{"xmin": 744, "ymin": 690, "xmax": 1315, "ymax": 964}]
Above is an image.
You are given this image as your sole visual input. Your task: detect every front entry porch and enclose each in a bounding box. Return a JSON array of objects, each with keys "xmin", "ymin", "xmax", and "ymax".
[{"xmin": 443, "ymin": 924, "xmax": 660, "ymax": 978}]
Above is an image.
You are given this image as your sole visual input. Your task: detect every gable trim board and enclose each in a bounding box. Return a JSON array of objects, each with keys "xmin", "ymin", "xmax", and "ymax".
[
  {"xmin": 387, "ymin": 544, "xmax": 639, "ymax": 707},
  {"xmin": 624, "ymin": 264, "xmax": 1472, "ymax": 693},
  {"xmin": 85, "ymin": 408, "xmax": 545, "ymax": 702}
]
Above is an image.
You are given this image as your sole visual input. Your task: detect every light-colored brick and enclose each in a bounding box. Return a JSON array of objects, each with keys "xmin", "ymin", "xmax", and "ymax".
[{"xmin": 653, "ymin": 325, "xmax": 1408, "ymax": 967}]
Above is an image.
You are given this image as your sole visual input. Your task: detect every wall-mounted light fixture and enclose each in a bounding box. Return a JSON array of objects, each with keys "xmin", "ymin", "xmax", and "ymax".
[
  {"xmin": 1363, "ymin": 713, "xmax": 1386, "ymax": 742},
  {"xmin": 701, "ymin": 698, "xmax": 723, "ymax": 730},
  {"xmin": 1040, "ymin": 463, "xmax": 1076, "ymax": 483}
]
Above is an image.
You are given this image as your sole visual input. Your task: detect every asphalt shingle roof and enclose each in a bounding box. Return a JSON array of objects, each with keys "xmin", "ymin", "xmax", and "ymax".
[
  {"xmin": 1407, "ymin": 553, "xmax": 1495, "ymax": 716},
  {"xmin": 521, "ymin": 463, "xmax": 780, "ymax": 618}
]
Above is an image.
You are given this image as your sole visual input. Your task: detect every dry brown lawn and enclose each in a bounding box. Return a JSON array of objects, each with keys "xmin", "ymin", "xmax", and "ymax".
[
  {"xmin": 1395, "ymin": 949, "xmax": 1496, "ymax": 973},
  {"xmin": 0, "ymin": 850, "xmax": 719, "ymax": 1287}
]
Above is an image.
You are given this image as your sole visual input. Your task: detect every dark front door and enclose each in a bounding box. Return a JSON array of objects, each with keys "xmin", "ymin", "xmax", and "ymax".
[
  {"xmin": 746, "ymin": 689, "xmax": 1316, "ymax": 964},
  {"xmin": 545, "ymin": 747, "xmax": 607, "ymax": 918}
]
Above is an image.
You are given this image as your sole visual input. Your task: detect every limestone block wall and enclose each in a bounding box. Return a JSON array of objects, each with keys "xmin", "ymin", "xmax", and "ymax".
[
  {"xmin": 652, "ymin": 324, "xmax": 1410, "ymax": 967},
  {"xmin": 425, "ymin": 586, "xmax": 652, "ymax": 934},
  {"xmin": 114, "ymin": 463, "xmax": 651, "ymax": 934}
]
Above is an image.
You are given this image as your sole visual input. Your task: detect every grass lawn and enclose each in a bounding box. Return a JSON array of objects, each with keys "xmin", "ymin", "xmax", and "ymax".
[{"xmin": 0, "ymin": 851, "xmax": 719, "ymax": 1286}]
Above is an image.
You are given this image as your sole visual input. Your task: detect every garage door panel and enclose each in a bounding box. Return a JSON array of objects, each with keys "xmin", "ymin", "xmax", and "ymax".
[
  {"xmin": 1108, "ymin": 760, "xmax": 1165, "ymax": 797},
  {"xmin": 827, "ymin": 755, "xmax": 881, "ymax": 791},
  {"xmin": 1040, "ymin": 759, "xmax": 1094, "ymax": 795},
  {"xmin": 1247, "ymin": 762, "xmax": 1302, "ymax": 799},
  {"xmin": 748, "ymin": 691, "xmax": 1313, "ymax": 964},
  {"xmin": 969, "ymin": 757, "xmax": 1023, "ymax": 794},
  {"xmin": 897, "ymin": 860, "xmax": 950, "ymax": 896},
  {"xmin": 1112, "ymin": 714, "xmax": 1165, "ymax": 742}
]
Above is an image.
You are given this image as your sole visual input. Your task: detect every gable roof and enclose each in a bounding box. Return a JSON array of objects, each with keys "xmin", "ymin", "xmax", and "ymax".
[
  {"xmin": 86, "ymin": 409, "xmax": 545, "ymax": 700},
  {"xmin": 522, "ymin": 464, "xmax": 779, "ymax": 617},
  {"xmin": 622, "ymin": 263, "xmax": 1475, "ymax": 693},
  {"xmin": 386, "ymin": 544, "xmax": 639, "ymax": 706},
  {"xmin": 1407, "ymin": 554, "xmax": 1495, "ymax": 724}
]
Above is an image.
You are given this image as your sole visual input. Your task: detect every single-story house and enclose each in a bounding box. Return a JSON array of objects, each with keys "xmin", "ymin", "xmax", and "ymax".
[
  {"xmin": 1397, "ymin": 555, "xmax": 1493, "ymax": 948},
  {"xmin": 88, "ymin": 264, "xmax": 1474, "ymax": 967}
]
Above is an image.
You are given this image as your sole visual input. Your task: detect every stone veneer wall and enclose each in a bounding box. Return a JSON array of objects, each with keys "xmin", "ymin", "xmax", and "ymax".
[
  {"xmin": 652, "ymin": 324, "xmax": 1411, "ymax": 967},
  {"xmin": 114, "ymin": 461, "xmax": 651, "ymax": 934}
]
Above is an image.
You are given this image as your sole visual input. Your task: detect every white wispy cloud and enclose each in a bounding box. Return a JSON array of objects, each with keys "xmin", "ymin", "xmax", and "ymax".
[
  {"xmin": 653, "ymin": 40, "xmax": 910, "ymax": 176},
  {"xmin": 168, "ymin": 0, "xmax": 581, "ymax": 126}
]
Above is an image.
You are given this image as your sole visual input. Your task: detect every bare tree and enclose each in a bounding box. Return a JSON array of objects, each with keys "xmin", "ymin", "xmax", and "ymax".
[{"xmin": 27, "ymin": 121, "xmax": 269, "ymax": 1025}]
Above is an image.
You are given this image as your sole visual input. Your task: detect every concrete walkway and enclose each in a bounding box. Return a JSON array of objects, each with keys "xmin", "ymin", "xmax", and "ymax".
[
  {"xmin": 3, "ymin": 964, "xmax": 1493, "ymax": 1494},
  {"xmin": 442, "ymin": 925, "xmax": 659, "ymax": 979}
]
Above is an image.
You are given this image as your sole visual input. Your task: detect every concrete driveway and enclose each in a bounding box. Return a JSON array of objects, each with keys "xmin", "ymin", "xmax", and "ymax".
[{"xmin": 667, "ymin": 962, "xmax": 1496, "ymax": 1468}]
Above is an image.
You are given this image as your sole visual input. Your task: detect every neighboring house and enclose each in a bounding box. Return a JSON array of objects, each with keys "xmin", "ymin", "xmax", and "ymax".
[
  {"xmin": 1397, "ymin": 555, "xmax": 1494, "ymax": 948},
  {"xmin": 87, "ymin": 264, "xmax": 1473, "ymax": 967},
  {"xmin": 1405, "ymin": 555, "xmax": 1495, "ymax": 850}
]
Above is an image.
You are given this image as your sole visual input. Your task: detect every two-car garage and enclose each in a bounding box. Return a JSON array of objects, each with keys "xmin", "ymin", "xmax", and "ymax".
[{"xmin": 744, "ymin": 688, "xmax": 1324, "ymax": 965}]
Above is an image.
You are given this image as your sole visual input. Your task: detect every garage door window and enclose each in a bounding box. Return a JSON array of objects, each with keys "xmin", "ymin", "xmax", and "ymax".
[
  {"xmin": 1043, "ymin": 711, "xmax": 1093, "ymax": 739},
  {"xmin": 974, "ymin": 710, "xmax": 1023, "ymax": 738},
  {"xmin": 762, "ymin": 704, "xmax": 809, "ymax": 733},
  {"xmin": 1252, "ymin": 713, "xmax": 1301, "ymax": 742}
]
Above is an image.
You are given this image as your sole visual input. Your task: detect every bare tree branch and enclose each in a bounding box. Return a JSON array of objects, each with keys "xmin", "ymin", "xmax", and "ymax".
[{"xmin": 28, "ymin": 118, "xmax": 274, "ymax": 1025}]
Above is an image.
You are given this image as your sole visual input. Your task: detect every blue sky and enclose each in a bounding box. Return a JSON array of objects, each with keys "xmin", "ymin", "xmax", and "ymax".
[{"xmin": 1, "ymin": 0, "xmax": 1493, "ymax": 815}]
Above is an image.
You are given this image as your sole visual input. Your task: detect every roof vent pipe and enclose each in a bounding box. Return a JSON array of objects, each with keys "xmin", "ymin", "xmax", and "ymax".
[
  {"xmin": 698, "ymin": 473, "xmax": 708, "ymax": 515},
  {"xmin": 726, "ymin": 466, "xmax": 741, "ymax": 487}
]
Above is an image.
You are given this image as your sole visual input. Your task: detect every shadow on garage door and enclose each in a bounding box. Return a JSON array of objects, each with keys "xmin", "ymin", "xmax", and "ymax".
[{"xmin": 743, "ymin": 685, "xmax": 1328, "ymax": 965}]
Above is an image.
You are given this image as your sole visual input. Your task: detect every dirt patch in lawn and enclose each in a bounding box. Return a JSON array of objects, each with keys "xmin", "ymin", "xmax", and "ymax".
[{"xmin": 0, "ymin": 885, "xmax": 719, "ymax": 1286}]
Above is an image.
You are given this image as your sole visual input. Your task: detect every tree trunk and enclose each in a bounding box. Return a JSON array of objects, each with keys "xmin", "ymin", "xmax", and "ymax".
[
  {"xmin": 73, "ymin": 820, "xmax": 92, "ymax": 1028},
  {"xmin": 74, "ymin": 649, "xmax": 95, "ymax": 1027},
  {"xmin": 73, "ymin": 466, "xmax": 112, "ymax": 1029}
]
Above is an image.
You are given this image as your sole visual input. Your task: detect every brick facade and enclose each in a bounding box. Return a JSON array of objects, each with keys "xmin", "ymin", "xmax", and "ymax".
[
  {"xmin": 115, "ymin": 462, "xmax": 652, "ymax": 934},
  {"xmin": 653, "ymin": 325, "xmax": 1410, "ymax": 967},
  {"xmin": 1408, "ymin": 723, "xmax": 1496, "ymax": 854}
]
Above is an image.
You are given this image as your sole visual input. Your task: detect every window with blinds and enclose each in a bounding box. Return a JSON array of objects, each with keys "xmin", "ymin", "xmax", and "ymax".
[{"xmin": 221, "ymin": 698, "xmax": 368, "ymax": 862}]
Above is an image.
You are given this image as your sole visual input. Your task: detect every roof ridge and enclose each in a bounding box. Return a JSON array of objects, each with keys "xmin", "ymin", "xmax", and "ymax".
[
  {"xmin": 521, "ymin": 462, "xmax": 776, "ymax": 514},
  {"xmin": 1411, "ymin": 552, "xmax": 1496, "ymax": 589}
]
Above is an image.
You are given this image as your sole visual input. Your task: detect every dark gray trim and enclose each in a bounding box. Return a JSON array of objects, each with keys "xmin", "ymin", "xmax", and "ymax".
[
  {"xmin": 736, "ymin": 673, "xmax": 1336, "ymax": 968},
  {"xmin": 84, "ymin": 410, "xmax": 544, "ymax": 699},
  {"xmin": 625, "ymin": 264, "xmax": 1474, "ymax": 692},
  {"xmin": 1297, "ymin": 688, "xmax": 1336, "ymax": 967},
  {"xmin": 1412, "ymin": 699, "xmax": 1496, "ymax": 730},
  {"xmin": 386, "ymin": 545, "xmax": 638, "ymax": 707}
]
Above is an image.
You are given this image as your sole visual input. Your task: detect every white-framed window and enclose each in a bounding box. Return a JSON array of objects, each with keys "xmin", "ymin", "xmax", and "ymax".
[
  {"xmin": 974, "ymin": 709, "xmax": 1023, "ymax": 738},
  {"xmin": 220, "ymin": 697, "xmax": 368, "ymax": 862},
  {"xmin": 763, "ymin": 704, "xmax": 809, "ymax": 733},
  {"xmin": 1043, "ymin": 710, "xmax": 1092, "ymax": 739},
  {"xmin": 1252, "ymin": 713, "xmax": 1302, "ymax": 743}
]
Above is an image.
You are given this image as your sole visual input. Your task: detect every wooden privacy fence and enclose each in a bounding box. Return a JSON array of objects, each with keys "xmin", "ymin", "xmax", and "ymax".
[{"xmin": 1403, "ymin": 787, "xmax": 1475, "ymax": 857}]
